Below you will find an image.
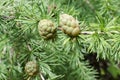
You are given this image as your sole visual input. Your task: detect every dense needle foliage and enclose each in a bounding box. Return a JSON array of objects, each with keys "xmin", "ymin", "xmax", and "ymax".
[{"xmin": 0, "ymin": 0, "xmax": 120, "ymax": 80}]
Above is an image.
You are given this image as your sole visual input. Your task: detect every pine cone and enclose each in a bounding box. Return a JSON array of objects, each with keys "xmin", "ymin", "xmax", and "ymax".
[
  {"xmin": 38, "ymin": 19, "xmax": 56, "ymax": 39},
  {"xmin": 60, "ymin": 14, "xmax": 80, "ymax": 36},
  {"xmin": 25, "ymin": 61, "xmax": 38, "ymax": 76}
]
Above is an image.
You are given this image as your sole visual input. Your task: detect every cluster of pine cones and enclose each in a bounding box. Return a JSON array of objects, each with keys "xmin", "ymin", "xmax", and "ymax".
[
  {"xmin": 38, "ymin": 14, "xmax": 80, "ymax": 39},
  {"xmin": 25, "ymin": 14, "xmax": 80, "ymax": 76}
]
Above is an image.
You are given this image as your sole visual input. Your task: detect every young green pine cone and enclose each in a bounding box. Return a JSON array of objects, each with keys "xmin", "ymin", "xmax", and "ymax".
[
  {"xmin": 25, "ymin": 61, "xmax": 38, "ymax": 76},
  {"xmin": 60, "ymin": 14, "xmax": 80, "ymax": 36},
  {"xmin": 38, "ymin": 19, "xmax": 56, "ymax": 39}
]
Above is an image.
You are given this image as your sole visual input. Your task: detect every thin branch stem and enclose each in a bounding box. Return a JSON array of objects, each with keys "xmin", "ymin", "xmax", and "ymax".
[
  {"xmin": 27, "ymin": 76, "xmax": 31, "ymax": 80},
  {"xmin": 27, "ymin": 44, "xmax": 32, "ymax": 51},
  {"xmin": 84, "ymin": 0, "xmax": 95, "ymax": 12},
  {"xmin": 39, "ymin": 73, "xmax": 45, "ymax": 80},
  {"xmin": 58, "ymin": 27, "xmax": 120, "ymax": 35},
  {"xmin": 81, "ymin": 31, "xmax": 120, "ymax": 35}
]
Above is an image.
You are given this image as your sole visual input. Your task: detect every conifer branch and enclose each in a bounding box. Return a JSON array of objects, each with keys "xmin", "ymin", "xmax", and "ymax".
[{"xmin": 0, "ymin": 15, "xmax": 15, "ymax": 20}]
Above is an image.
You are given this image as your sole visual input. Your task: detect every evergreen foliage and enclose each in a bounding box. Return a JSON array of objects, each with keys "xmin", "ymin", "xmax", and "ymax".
[{"xmin": 0, "ymin": 0, "xmax": 120, "ymax": 80}]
